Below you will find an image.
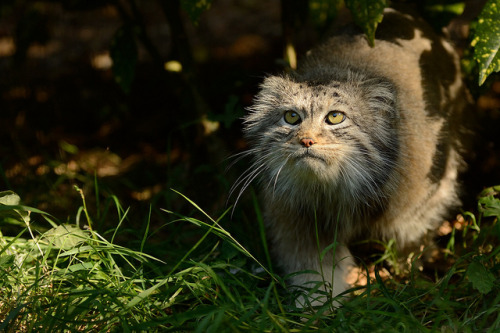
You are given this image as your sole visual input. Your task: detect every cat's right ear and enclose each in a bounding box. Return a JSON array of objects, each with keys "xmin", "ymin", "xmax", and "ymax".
[
  {"xmin": 251, "ymin": 75, "xmax": 290, "ymax": 110},
  {"xmin": 244, "ymin": 75, "xmax": 290, "ymax": 131},
  {"xmin": 259, "ymin": 75, "xmax": 290, "ymax": 95}
]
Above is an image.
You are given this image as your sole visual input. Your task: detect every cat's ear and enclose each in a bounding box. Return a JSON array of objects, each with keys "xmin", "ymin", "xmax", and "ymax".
[
  {"xmin": 244, "ymin": 75, "xmax": 287, "ymax": 127},
  {"xmin": 361, "ymin": 78, "xmax": 398, "ymax": 120},
  {"xmin": 250, "ymin": 75, "xmax": 291, "ymax": 111},
  {"xmin": 259, "ymin": 75, "xmax": 291, "ymax": 94}
]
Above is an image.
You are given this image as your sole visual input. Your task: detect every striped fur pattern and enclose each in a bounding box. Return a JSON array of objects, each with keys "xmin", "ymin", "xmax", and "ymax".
[{"xmin": 239, "ymin": 9, "xmax": 467, "ymax": 306}]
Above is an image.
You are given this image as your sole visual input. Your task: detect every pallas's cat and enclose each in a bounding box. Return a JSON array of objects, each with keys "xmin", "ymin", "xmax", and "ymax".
[{"xmin": 240, "ymin": 9, "xmax": 467, "ymax": 306}]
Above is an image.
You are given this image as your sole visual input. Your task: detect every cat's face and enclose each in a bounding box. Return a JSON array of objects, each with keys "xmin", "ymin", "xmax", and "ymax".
[
  {"xmin": 241, "ymin": 73, "xmax": 400, "ymax": 207},
  {"xmin": 254, "ymin": 85, "xmax": 353, "ymax": 182}
]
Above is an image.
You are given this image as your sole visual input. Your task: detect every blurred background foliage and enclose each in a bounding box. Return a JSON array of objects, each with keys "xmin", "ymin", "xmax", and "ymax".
[{"xmin": 0, "ymin": 0, "xmax": 499, "ymax": 240}]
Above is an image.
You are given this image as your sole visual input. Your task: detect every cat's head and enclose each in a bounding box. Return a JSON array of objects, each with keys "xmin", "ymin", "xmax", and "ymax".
[{"xmin": 242, "ymin": 69, "xmax": 401, "ymax": 208}]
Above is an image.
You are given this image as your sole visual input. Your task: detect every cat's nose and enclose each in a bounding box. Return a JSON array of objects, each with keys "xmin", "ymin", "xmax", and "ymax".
[{"xmin": 300, "ymin": 138, "xmax": 315, "ymax": 148}]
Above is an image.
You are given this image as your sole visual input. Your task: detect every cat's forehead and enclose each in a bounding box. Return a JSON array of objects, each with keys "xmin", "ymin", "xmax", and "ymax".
[
  {"xmin": 258, "ymin": 75, "xmax": 362, "ymax": 113},
  {"xmin": 263, "ymin": 75, "xmax": 353, "ymax": 93},
  {"xmin": 280, "ymin": 79, "xmax": 355, "ymax": 108},
  {"xmin": 290, "ymin": 79, "xmax": 345, "ymax": 94}
]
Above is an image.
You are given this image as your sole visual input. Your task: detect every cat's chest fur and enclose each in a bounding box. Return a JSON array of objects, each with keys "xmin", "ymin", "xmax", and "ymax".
[{"xmin": 242, "ymin": 9, "xmax": 467, "ymax": 304}]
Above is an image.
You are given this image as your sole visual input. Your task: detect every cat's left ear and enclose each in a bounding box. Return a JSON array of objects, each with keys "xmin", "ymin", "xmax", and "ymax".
[{"xmin": 361, "ymin": 78, "xmax": 399, "ymax": 120}]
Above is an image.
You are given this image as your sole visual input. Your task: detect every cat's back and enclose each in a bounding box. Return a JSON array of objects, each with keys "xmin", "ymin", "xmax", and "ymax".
[
  {"xmin": 303, "ymin": 9, "xmax": 465, "ymax": 115},
  {"xmin": 299, "ymin": 9, "xmax": 468, "ymax": 245}
]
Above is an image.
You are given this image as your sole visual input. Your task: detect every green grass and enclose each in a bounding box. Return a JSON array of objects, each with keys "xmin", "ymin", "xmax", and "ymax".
[{"xmin": 0, "ymin": 185, "xmax": 499, "ymax": 332}]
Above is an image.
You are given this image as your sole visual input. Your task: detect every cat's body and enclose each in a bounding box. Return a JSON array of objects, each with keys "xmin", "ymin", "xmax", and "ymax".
[{"xmin": 241, "ymin": 9, "xmax": 467, "ymax": 305}]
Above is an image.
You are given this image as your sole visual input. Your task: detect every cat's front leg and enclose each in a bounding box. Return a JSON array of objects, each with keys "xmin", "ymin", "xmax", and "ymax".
[
  {"xmin": 269, "ymin": 225, "xmax": 354, "ymax": 308},
  {"xmin": 292, "ymin": 244, "xmax": 354, "ymax": 308}
]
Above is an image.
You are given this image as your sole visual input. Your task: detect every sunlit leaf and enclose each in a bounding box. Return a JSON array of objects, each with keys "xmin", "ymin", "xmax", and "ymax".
[
  {"xmin": 0, "ymin": 191, "xmax": 21, "ymax": 206},
  {"xmin": 0, "ymin": 255, "xmax": 15, "ymax": 269},
  {"xmin": 0, "ymin": 191, "xmax": 30, "ymax": 224},
  {"xmin": 345, "ymin": 0, "xmax": 387, "ymax": 46},
  {"xmin": 42, "ymin": 224, "xmax": 88, "ymax": 250},
  {"xmin": 471, "ymin": 0, "xmax": 500, "ymax": 85},
  {"xmin": 478, "ymin": 194, "xmax": 500, "ymax": 219}
]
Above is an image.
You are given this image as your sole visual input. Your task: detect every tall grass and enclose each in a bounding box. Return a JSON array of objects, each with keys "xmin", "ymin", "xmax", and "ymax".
[{"xmin": 0, "ymin": 185, "xmax": 499, "ymax": 332}]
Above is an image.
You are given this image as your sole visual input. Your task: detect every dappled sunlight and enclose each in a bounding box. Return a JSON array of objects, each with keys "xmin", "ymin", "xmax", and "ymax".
[
  {"xmin": 346, "ymin": 265, "xmax": 392, "ymax": 292},
  {"xmin": 131, "ymin": 184, "xmax": 163, "ymax": 201},
  {"xmin": 91, "ymin": 52, "xmax": 113, "ymax": 70},
  {"xmin": 0, "ymin": 37, "xmax": 15, "ymax": 57}
]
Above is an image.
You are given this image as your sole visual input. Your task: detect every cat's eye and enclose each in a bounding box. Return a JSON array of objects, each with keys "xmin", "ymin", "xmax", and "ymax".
[
  {"xmin": 284, "ymin": 110, "xmax": 301, "ymax": 125},
  {"xmin": 326, "ymin": 111, "xmax": 345, "ymax": 125}
]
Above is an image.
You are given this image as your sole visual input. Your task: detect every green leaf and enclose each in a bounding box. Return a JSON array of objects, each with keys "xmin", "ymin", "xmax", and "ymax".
[
  {"xmin": 110, "ymin": 25, "xmax": 138, "ymax": 93},
  {"xmin": 466, "ymin": 260, "xmax": 495, "ymax": 294},
  {"xmin": 0, "ymin": 191, "xmax": 20, "ymax": 205},
  {"xmin": 478, "ymin": 184, "xmax": 500, "ymax": 197},
  {"xmin": 59, "ymin": 262, "xmax": 95, "ymax": 274},
  {"xmin": 0, "ymin": 191, "xmax": 30, "ymax": 224},
  {"xmin": 425, "ymin": 2, "xmax": 466, "ymax": 16},
  {"xmin": 345, "ymin": 0, "xmax": 387, "ymax": 46},
  {"xmin": 42, "ymin": 224, "xmax": 88, "ymax": 250},
  {"xmin": 180, "ymin": 0, "xmax": 213, "ymax": 24},
  {"xmin": 309, "ymin": 0, "xmax": 341, "ymax": 30},
  {"xmin": 471, "ymin": 0, "xmax": 500, "ymax": 85},
  {"xmin": 207, "ymin": 95, "xmax": 244, "ymax": 129},
  {"xmin": 424, "ymin": 1, "xmax": 466, "ymax": 31},
  {"xmin": 0, "ymin": 255, "xmax": 15, "ymax": 269},
  {"xmin": 478, "ymin": 194, "xmax": 500, "ymax": 219}
]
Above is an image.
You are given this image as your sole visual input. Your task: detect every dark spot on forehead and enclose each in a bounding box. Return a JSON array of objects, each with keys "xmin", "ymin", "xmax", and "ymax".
[{"xmin": 309, "ymin": 99, "xmax": 315, "ymax": 113}]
